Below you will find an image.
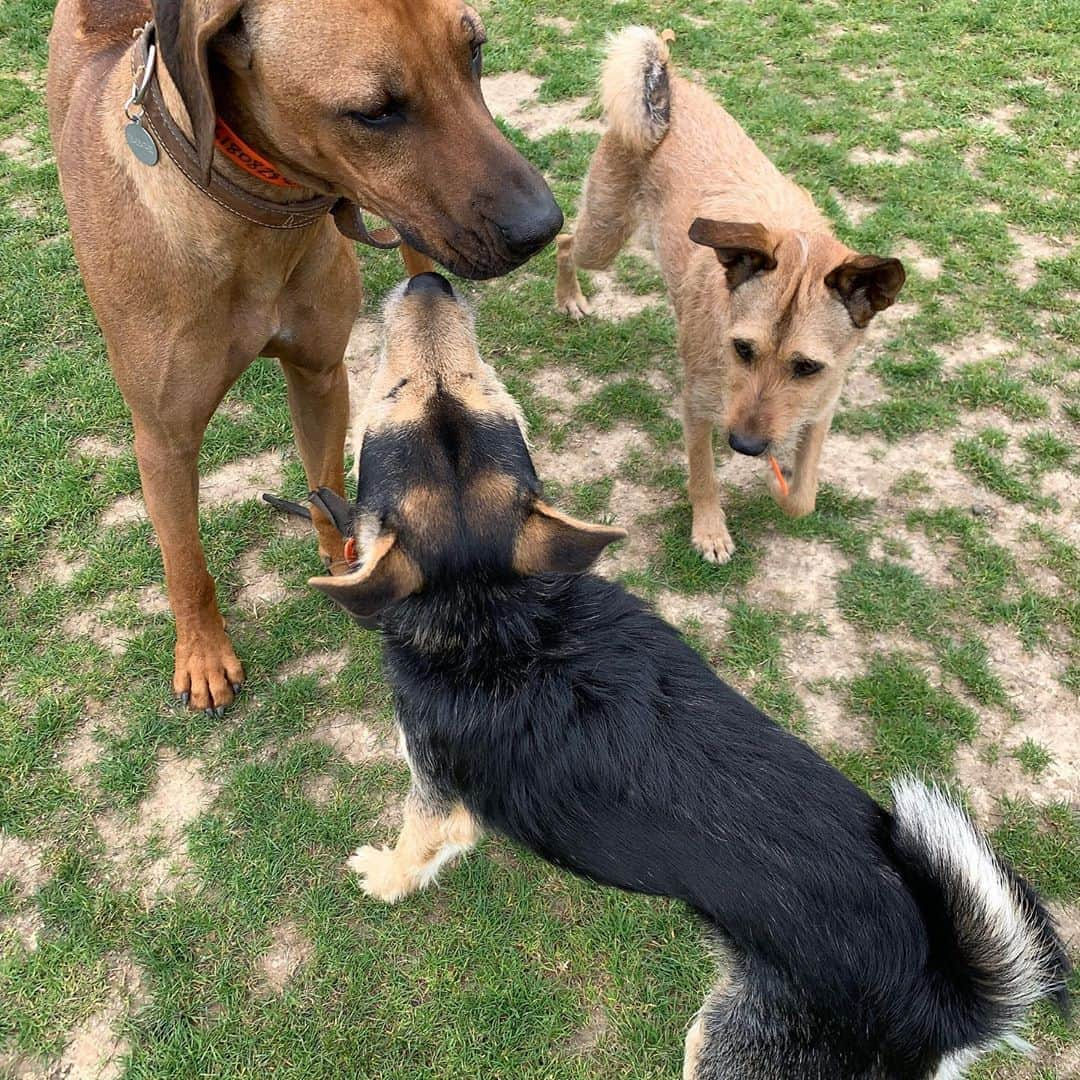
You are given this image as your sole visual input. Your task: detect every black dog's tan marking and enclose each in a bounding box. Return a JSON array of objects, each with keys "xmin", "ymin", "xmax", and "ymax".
[{"xmin": 311, "ymin": 275, "xmax": 1068, "ymax": 1080}]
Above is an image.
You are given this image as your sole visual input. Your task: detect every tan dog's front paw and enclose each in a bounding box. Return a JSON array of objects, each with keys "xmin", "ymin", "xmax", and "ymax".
[
  {"xmin": 767, "ymin": 471, "xmax": 817, "ymax": 518},
  {"xmin": 174, "ymin": 628, "xmax": 244, "ymax": 715},
  {"xmin": 347, "ymin": 844, "xmax": 418, "ymax": 903},
  {"xmin": 691, "ymin": 522, "xmax": 736, "ymax": 564},
  {"xmin": 556, "ymin": 282, "xmax": 593, "ymax": 320}
]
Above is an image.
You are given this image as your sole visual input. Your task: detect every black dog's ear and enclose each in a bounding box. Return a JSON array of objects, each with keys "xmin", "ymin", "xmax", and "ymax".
[
  {"xmin": 688, "ymin": 219, "xmax": 777, "ymax": 289},
  {"xmin": 825, "ymin": 254, "xmax": 906, "ymax": 328},
  {"xmin": 514, "ymin": 502, "xmax": 627, "ymax": 576},
  {"xmin": 309, "ymin": 533, "xmax": 422, "ymax": 625},
  {"xmin": 309, "ymin": 487, "xmax": 354, "ymax": 538},
  {"xmin": 151, "ymin": 0, "xmax": 246, "ymax": 182}
]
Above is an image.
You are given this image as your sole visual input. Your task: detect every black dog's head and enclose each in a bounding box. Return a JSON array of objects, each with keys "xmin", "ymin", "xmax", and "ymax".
[{"xmin": 309, "ymin": 273, "xmax": 625, "ymax": 624}]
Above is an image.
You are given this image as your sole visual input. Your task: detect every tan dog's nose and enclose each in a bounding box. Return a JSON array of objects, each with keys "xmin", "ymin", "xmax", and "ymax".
[{"xmin": 728, "ymin": 431, "xmax": 770, "ymax": 457}]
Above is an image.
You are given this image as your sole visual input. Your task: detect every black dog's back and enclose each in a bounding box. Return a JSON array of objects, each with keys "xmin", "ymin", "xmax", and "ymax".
[{"xmin": 386, "ymin": 571, "xmax": 1069, "ymax": 1076}]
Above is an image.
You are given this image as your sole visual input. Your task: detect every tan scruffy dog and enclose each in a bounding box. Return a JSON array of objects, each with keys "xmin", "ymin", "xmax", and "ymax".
[{"xmin": 556, "ymin": 27, "xmax": 905, "ymax": 564}]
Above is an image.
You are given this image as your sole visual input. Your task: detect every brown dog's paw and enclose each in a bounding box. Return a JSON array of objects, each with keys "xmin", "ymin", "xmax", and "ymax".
[
  {"xmin": 173, "ymin": 631, "xmax": 244, "ymax": 715},
  {"xmin": 555, "ymin": 234, "xmax": 593, "ymax": 319},
  {"xmin": 347, "ymin": 844, "xmax": 416, "ymax": 903}
]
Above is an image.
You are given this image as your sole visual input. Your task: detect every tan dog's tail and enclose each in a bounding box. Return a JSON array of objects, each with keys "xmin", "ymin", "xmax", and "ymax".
[{"xmin": 601, "ymin": 26, "xmax": 673, "ymax": 155}]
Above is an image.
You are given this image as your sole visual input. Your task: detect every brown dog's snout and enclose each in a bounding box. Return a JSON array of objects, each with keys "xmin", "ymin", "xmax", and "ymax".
[{"xmin": 494, "ymin": 180, "xmax": 564, "ymax": 261}]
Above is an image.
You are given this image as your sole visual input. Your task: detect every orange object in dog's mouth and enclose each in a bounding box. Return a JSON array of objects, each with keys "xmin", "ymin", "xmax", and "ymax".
[
  {"xmin": 344, "ymin": 537, "xmax": 358, "ymax": 565},
  {"xmin": 769, "ymin": 455, "xmax": 789, "ymax": 498}
]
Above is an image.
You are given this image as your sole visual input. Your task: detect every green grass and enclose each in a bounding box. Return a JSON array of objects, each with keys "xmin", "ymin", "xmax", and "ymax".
[{"xmin": 1, "ymin": 0, "xmax": 1077, "ymax": 1075}]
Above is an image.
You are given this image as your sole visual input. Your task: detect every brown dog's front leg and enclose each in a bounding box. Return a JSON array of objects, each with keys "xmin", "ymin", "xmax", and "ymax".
[
  {"xmin": 399, "ymin": 244, "xmax": 435, "ymax": 278},
  {"xmin": 555, "ymin": 233, "xmax": 593, "ymax": 319},
  {"xmin": 133, "ymin": 421, "xmax": 244, "ymax": 713}
]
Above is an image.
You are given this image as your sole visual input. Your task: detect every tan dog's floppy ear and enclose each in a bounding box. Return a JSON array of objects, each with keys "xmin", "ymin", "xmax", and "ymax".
[
  {"xmin": 309, "ymin": 533, "xmax": 422, "ymax": 625},
  {"xmin": 688, "ymin": 219, "xmax": 778, "ymax": 289},
  {"xmin": 825, "ymin": 255, "xmax": 906, "ymax": 328},
  {"xmin": 152, "ymin": 0, "xmax": 246, "ymax": 183},
  {"xmin": 514, "ymin": 502, "xmax": 627, "ymax": 576}
]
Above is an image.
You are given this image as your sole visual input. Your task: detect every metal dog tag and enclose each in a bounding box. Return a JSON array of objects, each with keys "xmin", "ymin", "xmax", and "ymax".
[{"xmin": 125, "ymin": 117, "xmax": 159, "ymax": 166}]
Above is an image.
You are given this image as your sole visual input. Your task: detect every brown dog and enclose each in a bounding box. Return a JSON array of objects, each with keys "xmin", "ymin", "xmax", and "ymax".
[
  {"xmin": 47, "ymin": 0, "xmax": 562, "ymax": 712},
  {"xmin": 556, "ymin": 27, "xmax": 904, "ymax": 563}
]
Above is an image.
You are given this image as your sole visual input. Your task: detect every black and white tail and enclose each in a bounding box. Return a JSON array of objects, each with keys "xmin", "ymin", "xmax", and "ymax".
[
  {"xmin": 890, "ymin": 779, "xmax": 1071, "ymax": 1072},
  {"xmin": 601, "ymin": 26, "xmax": 673, "ymax": 154}
]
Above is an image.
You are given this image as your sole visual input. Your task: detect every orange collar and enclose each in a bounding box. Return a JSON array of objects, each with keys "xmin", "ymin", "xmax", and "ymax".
[{"xmin": 213, "ymin": 117, "xmax": 299, "ymax": 188}]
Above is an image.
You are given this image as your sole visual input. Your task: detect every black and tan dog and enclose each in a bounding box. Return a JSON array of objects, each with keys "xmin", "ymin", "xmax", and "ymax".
[
  {"xmin": 310, "ymin": 274, "xmax": 1069, "ymax": 1080},
  {"xmin": 48, "ymin": 0, "xmax": 561, "ymax": 713}
]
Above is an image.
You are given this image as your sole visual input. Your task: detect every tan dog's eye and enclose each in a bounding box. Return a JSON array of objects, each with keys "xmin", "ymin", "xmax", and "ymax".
[
  {"xmin": 471, "ymin": 40, "xmax": 483, "ymax": 78},
  {"xmin": 733, "ymin": 339, "xmax": 754, "ymax": 364},
  {"xmin": 792, "ymin": 357, "xmax": 824, "ymax": 378}
]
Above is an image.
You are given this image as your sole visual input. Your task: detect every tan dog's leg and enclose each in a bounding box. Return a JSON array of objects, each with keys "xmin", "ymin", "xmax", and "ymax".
[
  {"xmin": 684, "ymin": 409, "xmax": 735, "ymax": 564},
  {"xmin": 556, "ymin": 135, "xmax": 644, "ymax": 318},
  {"xmin": 132, "ymin": 410, "xmax": 244, "ymax": 713},
  {"xmin": 349, "ymin": 791, "xmax": 480, "ymax": 902},
  {"xmin": 281, "ymin": 360, "xmax": 350, "ymax": 570},
  {"xmin": 768, "ymin": 409, "xmax": 833, "ymax": 519},
  {"xmin": 400, "ymin": 244, "xmax": 435, "ymax": 277}
]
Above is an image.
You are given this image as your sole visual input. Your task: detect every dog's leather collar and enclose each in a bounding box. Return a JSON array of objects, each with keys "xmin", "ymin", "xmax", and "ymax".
[{"xmin": 130, "ymin": 23, "xmax": 400, "ymax": 247}]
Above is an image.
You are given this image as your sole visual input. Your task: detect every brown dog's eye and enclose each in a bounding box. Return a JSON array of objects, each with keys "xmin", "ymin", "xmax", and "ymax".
[
  {"xmin": 733, "ymin": 339, "xmax": 754, "ymax": 364},
  {"xmin": 471, "ymin": 41, "xmax": 483, "ymax": 78},
  {"xmin": 347, "ymin": 101, "xmax": 403, "ymax": 129},
  {"xmin": 792, "ymin": 357, "xmax": 824, "ymax": 378}
]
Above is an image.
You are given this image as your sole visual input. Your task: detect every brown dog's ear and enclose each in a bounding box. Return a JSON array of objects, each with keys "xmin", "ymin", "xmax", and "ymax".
[
  {"xmin": 152, "ymin": 0, "xmax": 246, "ymax": 183},
  {"xmin": 514, "ymin": 502, "xmax": 627, "ymax": 576},
  {"xmin": 309, "ymin": 533, "xmax": 422, "ymax": 625},
  {"xmin": 825, "ymin": 255, "xmax": 906, "ymax": 328},
  {"xmin": 688, "ymin": 219, "xmax": 778, "ymax": 289}
]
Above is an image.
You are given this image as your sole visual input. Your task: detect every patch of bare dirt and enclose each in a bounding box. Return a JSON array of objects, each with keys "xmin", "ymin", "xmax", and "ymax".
[
  {"xmin": 0, "ymin": 909, "xmax": 43, "ymax": 952},
  {"xmin": 653, "ymin": 590, "xmax": 732, "ymax": 649},
  {"xmin": 234, "ymin": 547, "xmax": 287, "ymax": 614},
  {"xmin": 1007, "ymin": 227, "xmax": 1073, "ymax": 289},
  {"xmin": 954, "ymin": 626, "xmax": 1080, "ymax": 822},
  {"xmin": 848, "ymin": 146, "xmax": 915, "ymax": 166},
  {"xmin": 559, "ymin": 1003, "xmax": 610, "ymax": 1056},
  {"xmin": 256, "ymin": 920, "xmax": 314, "ymax": 993},
  {"xmin": 309, "ymin": 714, "xmax": 398, "ymax": 765},
  {"xmin": 0, "ymin": 133, "xmax": 35, "ymax": 163},
  {"xmin": 831, "ymin": 189, "xmax": 879, "ymax": 226},
  {"xmin": 532, "ymin": 424, "xmax": 641, "ymax": 487},
  {"xmin": 302, "ymin": 774, "xmax": 336, "ymax": 807},
  {"xmin": 0, "ymin": 834, "xmax": 50, "ymax": 895},
  {"xmin": 537, "ymin": 15, "xmax": 575, "ymax": 33},
  {"xmin": 135, "ymin": 585, "xmax": 170, "ymax": 616},
  {"xmin": 600, "ymin": 478, "xmax": 667, "ymax": 579},
  {"xmin": 744, "ymin": 536, "xmax": 850, "ymax": 614},
  {"xmin": 841, "ymin": 363, "xmax": 889, "ymax": 408},
  {"xmin": 979, "ymin": 103, "xmax": 1022, "ymax": 136},
  {"xmin": 583, "ymin": 269, "xmax": 665, "ymax": 322},
  {"xmin": 49, "ymin": 959, "xmax": 149, "ymax": 1080},
  {"xmin": 894, "ymin": 240, "xmax": 942, "ymax": 281},
  {"xmin": 936, "ymin": 332, "xmax": 1013, "ymax": 374},
  {"xmin": 530, "ymin": 366, "xmax": 603, "ymax": 414},
  {"xmin": 900, "ymin": 129, "xmax": 937, "ymax": 146},
  {"xmin": 97, "ymin": 751, "xmax": 216, "ymax": 905},
  {"xmin": 101, "ymin": 451, "xmax": 284, "ymax": 526},
  {"xmin": 73, "ymin": 436, "xmax": 125, "ymax": 461},
  {"xmin": 59, "ymin": 704, "xmax": 122, "ymax": 785},
  {"xmin": 277, "ymin": 647, "xmax": 351, "ymax": 682},
  {"xmin": 481, "ymin": 72, "xmax": 602, "ymax": 138},
  {"xmin": 10, "ymin": 194, "xmax": 38, "ymax": 219},
  {"xmin": 808, "ymin": 132, "xmax": 837, "ymax": 146},
  {"xmin": 61, "ymin": 609, "xmax": 130, "ymax": 656},
  {"xmin": 14, "ymin": 544, "xmax": 88, "ymax": 594}
]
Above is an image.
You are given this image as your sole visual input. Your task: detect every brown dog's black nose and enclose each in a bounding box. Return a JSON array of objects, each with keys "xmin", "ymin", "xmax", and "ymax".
[
  {"xmin": 728, "ymin": 431, "xmax": 770, "ymax": 457},
  {"xmin": 497, "ymin": 190, "xmax": 564, "ymax": 259},
  {"xmin": 405, "ymin": 272, "xmax": 455, "ymax": 298}
]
